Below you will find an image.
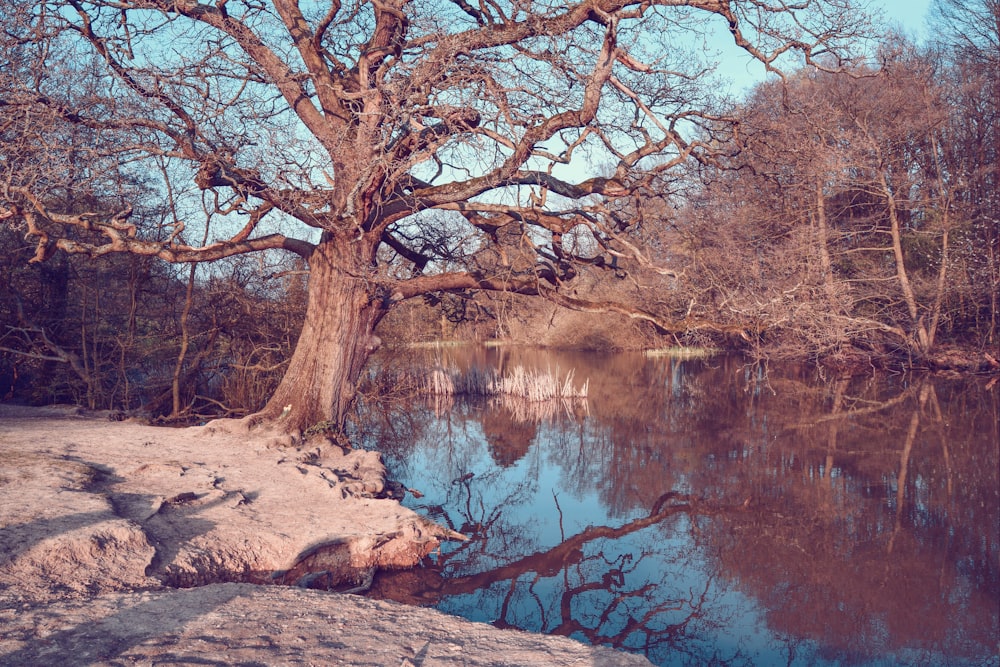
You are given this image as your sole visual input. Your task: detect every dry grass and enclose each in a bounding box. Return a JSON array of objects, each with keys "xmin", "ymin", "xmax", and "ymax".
[
  {"xmin": 422, "ymin": 364, "xmax": 589, "ymax": 400},
  {"xmin": 643, "ymin": 346, "xmax": 718, "ymax": 359},
  {"xmin": 405, "ymin": 340, "xmax": 472, "ymax": 349}
]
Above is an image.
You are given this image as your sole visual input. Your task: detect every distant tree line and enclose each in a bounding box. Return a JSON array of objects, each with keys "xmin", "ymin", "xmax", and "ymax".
[{"xmin": 659, "ymin": 18, "xmax": 997, "ymax": 365}]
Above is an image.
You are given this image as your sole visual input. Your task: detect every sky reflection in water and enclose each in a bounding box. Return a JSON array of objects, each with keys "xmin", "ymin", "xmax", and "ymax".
[{"xmin": 359, "ymin": 348, "xmax": 999, "ymax": 667}]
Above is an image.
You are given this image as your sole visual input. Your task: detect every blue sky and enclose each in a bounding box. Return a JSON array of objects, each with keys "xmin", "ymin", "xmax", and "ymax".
[{"xmin": 879, "ymin": 0, "xmax": 933, "ymax": 39}]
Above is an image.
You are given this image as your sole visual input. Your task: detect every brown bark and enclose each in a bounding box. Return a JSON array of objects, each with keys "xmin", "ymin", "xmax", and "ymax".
[{"xmin": 259, "ymin": 240, "xmax": 386, "ymax": 435}]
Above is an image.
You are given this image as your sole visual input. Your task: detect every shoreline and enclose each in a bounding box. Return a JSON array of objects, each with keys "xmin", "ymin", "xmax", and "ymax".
[{"xmin": 0, "ymin": 403, "xmax": 651, "ymax": 666}]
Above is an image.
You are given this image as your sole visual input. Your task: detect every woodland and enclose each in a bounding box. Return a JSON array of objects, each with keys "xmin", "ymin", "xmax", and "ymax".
[{"xmin": 0, "ymin": 0, "xmax": 996, "ymax": 431}]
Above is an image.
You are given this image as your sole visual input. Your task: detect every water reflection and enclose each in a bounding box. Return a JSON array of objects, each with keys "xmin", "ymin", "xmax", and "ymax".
[{"xmin": 357, "ymin": 348, "xmax": 999, "ymax": 667}]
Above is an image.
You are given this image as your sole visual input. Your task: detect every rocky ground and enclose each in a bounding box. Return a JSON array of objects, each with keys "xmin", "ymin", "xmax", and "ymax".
[{"xmin": 0, "ymin": 404, "xmax": 651, "ymax": 666}]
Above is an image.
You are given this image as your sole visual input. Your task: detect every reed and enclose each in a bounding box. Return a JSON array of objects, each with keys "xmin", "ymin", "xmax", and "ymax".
[
  {"xmin": 493, "ymin": 392, "xmax": 590, "ymax": 423},
  {"xmin": 420, "ymin": 364, "xmax": 589, "ymax": 400}
]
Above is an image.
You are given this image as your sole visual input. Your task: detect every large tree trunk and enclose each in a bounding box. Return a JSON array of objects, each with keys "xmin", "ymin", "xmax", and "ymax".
[{"xmin": 259, "ymin": 239, "xmax": 385, "ymax": 437}]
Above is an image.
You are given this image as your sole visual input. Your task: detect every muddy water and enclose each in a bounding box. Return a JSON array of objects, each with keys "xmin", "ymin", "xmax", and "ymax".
[{"xmin": 359, "ymin": 348, "xmax": 999, "ymax": 667}]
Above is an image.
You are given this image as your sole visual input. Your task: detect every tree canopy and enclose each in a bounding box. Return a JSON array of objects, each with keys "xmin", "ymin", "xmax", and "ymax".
[{"xmin": 0, "ymin": 0, "xmax": 870, "ymax": 432}]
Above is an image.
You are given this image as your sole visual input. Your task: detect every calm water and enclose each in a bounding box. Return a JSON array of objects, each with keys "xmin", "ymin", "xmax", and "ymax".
[{"xmin": 357, "ymin": 347, "xmax": 999, "ymax": 667}]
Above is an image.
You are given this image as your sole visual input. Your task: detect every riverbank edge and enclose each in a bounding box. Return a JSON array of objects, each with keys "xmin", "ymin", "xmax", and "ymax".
[{"xmin": 0, "ymin": 403, "xmax": 652, "ymax": 666}]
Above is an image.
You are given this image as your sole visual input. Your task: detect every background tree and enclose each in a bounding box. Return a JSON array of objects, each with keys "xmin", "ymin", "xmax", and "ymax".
[
  {"xmin": 0, "ymin": 0, "xmax": 866, "ymax": 435},
  {"xmin": 928, "ymin": 0, "xmax": 999, "ymax": 348},
  {"xmin": 669, "ymin": 27, "xmax": 997, "ymax": 365}
]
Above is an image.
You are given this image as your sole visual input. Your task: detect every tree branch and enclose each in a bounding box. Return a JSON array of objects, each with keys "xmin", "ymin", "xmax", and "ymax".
[{"xmin": 390, "ymin": 270, "xmax": 748, "ymax": 336}]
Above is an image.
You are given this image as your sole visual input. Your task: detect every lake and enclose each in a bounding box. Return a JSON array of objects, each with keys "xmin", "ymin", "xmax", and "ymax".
[{"xmin": 357, "ymin": 347, "xmax": 999, "ymax": 667}]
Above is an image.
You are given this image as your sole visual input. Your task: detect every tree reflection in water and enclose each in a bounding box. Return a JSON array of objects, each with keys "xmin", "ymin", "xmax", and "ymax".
[{"xmin": 356, "ymin": 349, "xmax": 999, "ymax": 667}]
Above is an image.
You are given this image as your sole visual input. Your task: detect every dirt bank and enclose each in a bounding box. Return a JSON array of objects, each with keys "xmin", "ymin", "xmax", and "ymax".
[{"xmin": 0, "ymin": 404, "xmax": 651, "ymax": 666}]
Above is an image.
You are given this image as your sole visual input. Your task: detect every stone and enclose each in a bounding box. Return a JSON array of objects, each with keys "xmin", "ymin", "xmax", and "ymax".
[{"xmin": 0, "ymin": 405, "xmax": 651, "ymax": 666}]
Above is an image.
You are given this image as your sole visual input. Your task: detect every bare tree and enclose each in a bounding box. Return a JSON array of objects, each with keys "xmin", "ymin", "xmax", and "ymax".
[
  {"xmin": 930, "ymin": 0, "xmax": 999, "ymax": 348},
  {"xmin": 930, "ymin": 0, "xmax": 1000, "ymax": 62},
  {"xmin": 0, "ymin": 0, "xmax": 866, "ymax": 435},
  {"xmin": 680, "ymin": 35, "xmax": 994, "ymax": 364}
]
